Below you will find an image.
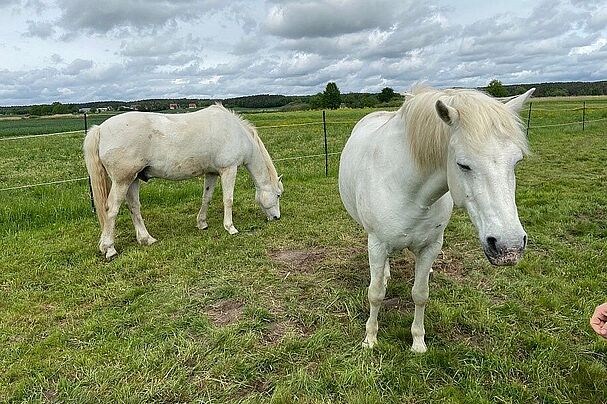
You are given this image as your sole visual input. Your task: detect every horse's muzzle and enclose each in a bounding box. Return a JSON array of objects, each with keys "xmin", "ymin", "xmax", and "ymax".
[
  {"xmin": 483, "ymin": 235, "xmax": 526, "ymax": 266},
  {"xmin": 484, "ymin": 248, "xmax": 524, "ymax": 266}
]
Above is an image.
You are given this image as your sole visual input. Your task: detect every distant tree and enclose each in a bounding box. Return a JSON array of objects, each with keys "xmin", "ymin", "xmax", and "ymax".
[
  {"xmin": 309, "ymin": 93, "xmax": 324, "ymax": 109},
  {"xmin": 486, "ymin": 79, "xmax": 508, "ymax": 97},
  {"xmin": 545, "ymin": 88, "xmax": 569, "ymax": 97},
  {"xmin": 363, "ymin": 95, "xmax": 380, "ymax": 107},
  {"xmin": 51, "ymin": 102, "xmax": 69, "ymax": 115},
  {"xmin": 322, "ymin": 82, "xmax": 341, "ymax": 109},
  {"xmin": 512, "ymin": 86, "xmax": 528, "ymax": 96},
  {"xmin": 378, "ymin": 87, "xmax": 396, "ymax": 103}
]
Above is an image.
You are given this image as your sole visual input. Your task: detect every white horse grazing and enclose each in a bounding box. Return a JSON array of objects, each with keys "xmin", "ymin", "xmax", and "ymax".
[
  {"xmin": 339, "ymin": 86, "xmax": 535, "ymax": 352},
  {"xmin": 84, "ymin": 104, "xmax": 283, "ymax": 260}
]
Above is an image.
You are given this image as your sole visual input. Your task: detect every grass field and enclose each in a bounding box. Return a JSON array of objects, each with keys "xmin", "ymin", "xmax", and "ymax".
[{"xmin": 1, "ymin": 99, "xmax": 606, "ymax": 403}]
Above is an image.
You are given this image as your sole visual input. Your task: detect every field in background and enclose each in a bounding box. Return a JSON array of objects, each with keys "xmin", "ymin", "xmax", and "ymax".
[{"xmin": 1, "ymin": 99, "xmax": 606, "ymax": 403}]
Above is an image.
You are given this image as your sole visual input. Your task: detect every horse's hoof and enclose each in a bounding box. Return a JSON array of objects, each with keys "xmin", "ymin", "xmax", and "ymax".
[
  {"xmin": 225, "ymin": 225, "xmax": 238, "ymax": 235},
  {"xmin": 105, "ymin": 247, "xmax": 118, "ymax": 261},
  {"xmin": 410, "ymin": 342, "xmax": 427, "ymax": 354},
  {"xmin": 197, "ymin": 222, "xmax": 209, "ymax": 230},
  {"xmin": 138, "ymin": 236, "xmax": 157, "ymax": 246},
  {"xmin": 362, "ymin": 336, "xmax": 376, "ymax": 349}
]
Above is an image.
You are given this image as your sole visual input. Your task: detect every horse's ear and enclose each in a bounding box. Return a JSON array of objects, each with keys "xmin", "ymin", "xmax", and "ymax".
[
  {"xmin": 505, "ymin": 88, "xmax": 535, "ymax": 112},
  {"xmin": 435, "ymin": 100, "xmax": 459, "ymax": 126}
]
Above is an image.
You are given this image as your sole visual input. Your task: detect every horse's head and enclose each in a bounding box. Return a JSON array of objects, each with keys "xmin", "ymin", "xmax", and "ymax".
[
  {"xmin": 436, "ymin": 88, "xmax": 535, "ymax": 266},
  {"xmin": 256, "ymin": 175, "xmax": 283, "ymax": 221}
]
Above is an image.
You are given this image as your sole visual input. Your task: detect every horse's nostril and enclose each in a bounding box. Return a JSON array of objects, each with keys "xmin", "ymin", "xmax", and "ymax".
[
  {"xmin": 486, "ymin": 236, "xmax": 499, "ymax": 255},
  {"xmin": 273, "ymin": 215, "xmax": 280, "ymax": 220}
]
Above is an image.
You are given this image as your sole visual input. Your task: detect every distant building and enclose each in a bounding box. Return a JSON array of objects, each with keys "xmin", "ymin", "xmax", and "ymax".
[
  {"xmin": 78, "ymin": 107, "xmax": 91, "ymax": 113},
  {"xmin": 169, "ymin": 103, "xmax": 179, "ymax": 110},
  {"xmin": 188, "ymin": 103, "xmax": 197, "ymax": 109}
]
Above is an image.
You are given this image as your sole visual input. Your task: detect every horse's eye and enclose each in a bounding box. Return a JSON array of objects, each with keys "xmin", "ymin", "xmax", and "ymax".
[{"xmin": 457, "ymin": 163, "xmax": 471, "ymax": 171}]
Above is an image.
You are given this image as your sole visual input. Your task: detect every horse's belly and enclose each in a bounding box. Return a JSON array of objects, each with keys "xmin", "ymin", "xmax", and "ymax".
[{"xmin": 148, "ymin": 157, "xmax": 209, "ymax": 180}]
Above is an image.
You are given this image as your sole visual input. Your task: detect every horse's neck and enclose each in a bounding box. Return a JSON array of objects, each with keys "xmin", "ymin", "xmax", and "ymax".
[
  {"xmin": 390, "ymin": 113, "xmax": 450, "ymax": 208},
  {"xmin": 245, "ymin": 144, "xmax": 274, "ymax": 190}
]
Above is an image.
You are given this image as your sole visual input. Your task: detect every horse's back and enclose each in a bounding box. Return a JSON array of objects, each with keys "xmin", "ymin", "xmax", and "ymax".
[{"xmin": 97, "ymin": 106, "xmax": 252, "ymax": 181}]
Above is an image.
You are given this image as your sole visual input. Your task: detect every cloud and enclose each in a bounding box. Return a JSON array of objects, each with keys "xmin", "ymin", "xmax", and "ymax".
[
  {"xmin": 62, "ymin": 59, "xmax": 93, "ymax": 75},
  {"xmin": 56, "ymin": 0, "xmax": 226, "ymax": 35},
  {"xmin": 119, "ymin": 35, "xmax": 201, "ymax": 58},
  {"xmin": 263, "ymin": 0, "xmax": 427, "ymax": 39},
  {"xmin": 23, "ymin": 19, "xmax": 55, "ymax": 38},
  {"xmin": 0, "ymin": 0, "xmax": 606, "ymax": 105}
]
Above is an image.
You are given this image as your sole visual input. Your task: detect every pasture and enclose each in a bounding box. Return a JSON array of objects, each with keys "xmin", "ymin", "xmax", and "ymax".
[{"xmin": 1, "ymin": 100, "xmax": 606, "ymax": 403}]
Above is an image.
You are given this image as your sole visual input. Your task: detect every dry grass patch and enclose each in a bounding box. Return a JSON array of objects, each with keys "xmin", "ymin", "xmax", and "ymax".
[
  {"xmin": 205, "ymin": 299, "xmax": 244, "ymax": 327},
  {"xmin": 268, "ymin": 247, "xmax": 327, "ymax": 273}
]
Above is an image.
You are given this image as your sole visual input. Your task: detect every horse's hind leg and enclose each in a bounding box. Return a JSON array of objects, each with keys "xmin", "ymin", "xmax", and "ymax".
[
  {"xmin": 363, "ymin": 233, "xmax": 389, "ymax": 348},
  {"xmin": 197, "ymin": 173, "xmax": 218, "ymax": 230},
  {"xmin": 219, "ymin": 166, "xmax": 238, "ymax": 235},
  {"xmin": 99, "ymin": 181, "xmax": 130, "ymax": 260},
  {"xmin": 410, "ymin": 239, "xmax": 443, "ymax": 353},
  {"xmin": 126, "ymin": 180, "xmax": 156, "ymax": 246}
]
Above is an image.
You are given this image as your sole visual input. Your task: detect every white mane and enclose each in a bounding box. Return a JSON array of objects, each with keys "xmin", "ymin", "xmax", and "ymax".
[
  {"xmin": 210, "ymin": 104, "xmax": 280, "ymax": 185},
  {"xmin": 400, "ymin": 86, "xmax": 528, "ymax": 170}
]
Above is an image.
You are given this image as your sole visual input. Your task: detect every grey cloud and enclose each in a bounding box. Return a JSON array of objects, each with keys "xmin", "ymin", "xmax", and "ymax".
[
  {"xmin": 49, "ymin": 53, "xmax": 63, "ymax": 64},
  {"xmin": 63, "ymin": 59, "xmax": 93, "ymax": 75},
  {"xmin": 264, "ymin": 0, "xmax": 426, "ymax": 39},
  {"xmin": 57, "ymin": 0, "xmax": 226, "ymax": 35},
  {"xmin": 119, "ymin": 35, "xmax": 201, "ymax": 58},
  {"xmin": 23, "ymin": 20, "xmax": 55, "ymax": 38},
  {"xmin": 231, "ymin": 37, "xmax": 264, "ymax": 55}
]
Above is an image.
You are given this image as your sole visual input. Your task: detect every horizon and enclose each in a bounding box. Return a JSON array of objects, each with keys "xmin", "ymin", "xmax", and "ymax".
[{"xmin": 2, "ymin": 79, "xmax": 606, "ymax": 108}]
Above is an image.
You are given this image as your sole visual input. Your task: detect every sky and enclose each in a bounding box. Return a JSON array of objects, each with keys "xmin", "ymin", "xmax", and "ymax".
[{"xmin": 0, "ymin": 0, "xmax": 605, "ymax": 106}]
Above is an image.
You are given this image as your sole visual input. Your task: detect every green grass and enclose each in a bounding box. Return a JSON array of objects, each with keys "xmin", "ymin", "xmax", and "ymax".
[{"xmin": 1, "ymin": 101, "xmax": 606, "ymax": 403}]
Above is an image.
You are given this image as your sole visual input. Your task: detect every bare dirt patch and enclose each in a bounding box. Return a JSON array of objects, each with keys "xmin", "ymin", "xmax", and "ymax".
[
  {"xmin": 433, "ymin": 252, "xmax": 466, "ymax": 280},
  {"xmin": 260, "ymin": 319, "xmax": 313, "ymax": 346},
  {"xmin": 268, "ymin": 248, "xmax": 327, "ymax": 273},
  {"xmin": 205, "ymin": 299, "xmax": 244, "ymax": 327}
]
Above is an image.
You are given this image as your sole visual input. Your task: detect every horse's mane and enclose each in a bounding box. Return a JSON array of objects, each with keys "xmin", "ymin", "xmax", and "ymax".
[
  {"xmin": 212, "ymin": 104, "xmax": 280, "ymax": 185},
  {"xmin": 399, "ymin": 86, "xmax": 528, "ymax": 171}
]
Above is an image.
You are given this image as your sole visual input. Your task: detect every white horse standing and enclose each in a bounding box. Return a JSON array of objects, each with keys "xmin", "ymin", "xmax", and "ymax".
[
  {"xmin": 84, "ymin": 104, "xmax": 283, "ymax": 260},
  {"xmin": 339, "ymin": 86, "xmax": 535, "ymax": 352}
]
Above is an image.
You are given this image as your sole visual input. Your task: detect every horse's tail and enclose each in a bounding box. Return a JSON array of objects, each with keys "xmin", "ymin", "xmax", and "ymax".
[{"xmin": 83, "ymin": 125, "xmax": 110, "ymax": 228}]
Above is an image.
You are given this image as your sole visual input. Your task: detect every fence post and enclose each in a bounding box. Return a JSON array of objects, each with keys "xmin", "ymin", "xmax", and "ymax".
[
  {"xmin": 582, "ymin": 101, "xmax": 586, "ymax": 131},
  {"xmin": 322, "ymin": 110, "xmax": 328, "ymax": 176},
  {"xmin": 526, "ymin": 102, "xmax": 532, "ymax": 136},
  {"xmin": 84, "ymin": 113, "xmax": 96, "ymax": 213}
]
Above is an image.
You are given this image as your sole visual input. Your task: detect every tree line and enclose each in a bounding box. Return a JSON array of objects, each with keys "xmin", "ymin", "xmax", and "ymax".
[
  {"xmin": 2, "ymin": 80, "xmax": 606, "ymax": 116},
  {"xmin": 485, "ymin": 79, "xmax": 607, "ymax": 98}
]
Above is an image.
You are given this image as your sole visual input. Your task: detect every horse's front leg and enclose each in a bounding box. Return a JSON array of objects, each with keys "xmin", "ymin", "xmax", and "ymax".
[
  {"xmin": 363, "ymin": 233, "xmax": 389, "ymax": 348},
  {"xmin": 410, "ymin": 239, "xmax": 443, "ymax": 353},
  {"xmin": 219, "ymin": 166, "xmax": 238, "ymax": 235},
  {"xmin": 197, "ymin": 173, "xmax": 218, "ymax": 230}
]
